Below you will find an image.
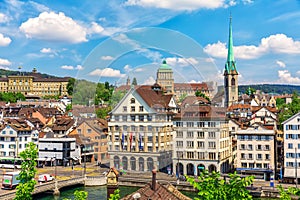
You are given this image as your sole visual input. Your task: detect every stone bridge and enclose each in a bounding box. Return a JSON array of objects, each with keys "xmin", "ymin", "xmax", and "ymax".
[{"xmin": 0, "ymin": 176, "xmax": 106, "ymax": 200}]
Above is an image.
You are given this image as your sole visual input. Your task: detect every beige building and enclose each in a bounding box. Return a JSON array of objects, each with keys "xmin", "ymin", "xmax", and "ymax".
[
  {"xmin": 108, "ymin": 84, "xmax": 177, "ymax": 173},
  {"xmin": 0, "ymin": 69, "xmax": 69, "ymax": 97},
  {"xmin": 236, "ymin": 124, "xmax": 275, "ymax": 179}
]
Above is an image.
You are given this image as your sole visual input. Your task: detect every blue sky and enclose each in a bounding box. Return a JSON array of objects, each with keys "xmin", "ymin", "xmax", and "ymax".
[{"xmin": 1, "ymin": 0, "xmax": 300, "ymax": 86}]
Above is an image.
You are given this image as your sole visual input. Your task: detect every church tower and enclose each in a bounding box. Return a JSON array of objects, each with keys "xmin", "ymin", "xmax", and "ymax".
[
  {"xmin": 156, "ymin": 60, "xmax": 174, "ymax": 94},
  {"xmin": 224, "ymin": 15, "xmax": 238, "ymax": 107}
]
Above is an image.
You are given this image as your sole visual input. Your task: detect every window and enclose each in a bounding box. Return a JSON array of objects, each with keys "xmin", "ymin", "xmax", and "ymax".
[
  {"xmin": 147, "ymin": 115, "xmax": 152, "ymax": 121},
  {"xmin": 78, "ymin": 129, "xmax": 81, "ymax": 134},
  {"xmin": 209, "ymin": 153, "xmax": 216, "ymax": 160},
  {"xmin": 130, "ymin": 115, "xmax": 135, "ymax": 121},
  {"xmin": 139, "ymin": 115, "xmax": 144, "ymax": 121},
  {"xmin": 2, "ymin": 131, "xmax": 5, "ymax": 134},
  {"xmin": 197, "ymin": 141, "xmax": 205, "ymax": 149},
  {"xmin": 208, "ymin": 142, "xmax": 216, "ymax": 149},
  {"xmin": 176, "ymin": 141, "xmax": 183, "ymax": 147},
  {"xmin": 9, "ymin": 131, "xmax": 13, "ymax": 134},
  {"xmin": 176, "ymin": 122, "xmax": 183, "ymax": 127},
  {"xmin": 115, "ymin": 116, "xmax": 119, "ymax": 121},
  {"xmin": 248, "ymin": 144, "xmax": 253, "ymax": 150},
  {"xmin": 265, "ymin": 145, "xmax": 270, "ymax": 150},
  {"xmin": 256, "ymin": 145, "xmax": 262, "ymax": 150},
  {"xmin": 130, "ymin": 98, "xmax": 135, "ymax": 104},
  {"xmin": 248, "ymin": 154, "xmax": 253, "ymax": 160},
  {"xmin": 176, "ymin": 131, "xmax": 183, "ymax": 138},
  {"xmin": 187, "ymin": 131, "xmax": 194, "ymax": 138},
  {"xmin": 249, "ymin": 163, "xmax": 254, "ymax": 168},
  {"xmin": 197, "ymin": 131, "xmax": 204, "ymax": 138},
  {"xmin": 265, "ymin": 154, "xmax": 270, "ymax": 160},
  {"xmin": 198, "ymin": 152, "xmax": 205, "ymax": 159},
  {"xmin": 187, "ymin": 141, "xmax": 194, "ymax": 148},
  {"xmin": 208, "ymin": 132, "xmax": 216, "ymax": 138},
  {"xmin": 288, "ymin": 143, "xmax": 293, "ymax": 149},
  {"xmin": 187, "ymin": 122, "xmax": 194, "ymax": 127},
  {"xmin": 131, "ymin": 106, "xmax": 135, "ymax": 112},
  {"xmin": 208, "ymin": 122, "xmax": 216, "ymax": 127},
  {"xmin": 187, "ymin": 152, "xmax": 194, "ymax": 159},
  {"xmin": 241, "ymin": 163, "xmax": 247, "ymax": 168},
  {"xmin": 256, "ymin": 163, "xmax": 262, "ymax": 168},
  {"xmin": 197, "ymin": 122, "xmax": 205, "ymax": 127},
  {"xmin": 139, "ymin": 106, "xmax": 144, "ymax": 112},
  {"xmin": 87, "ymin": 129, "xmax": 92, "ymax": 133},
  {"xmin": 257, "ymin": 154, "xmax": 262, "ymax": 160},
  {"xmin": 123, "ymin": 106, "xmax": 127, "ymax": 112},
  {"xmin": 122, "ymin": 115, "xmax": 127, "ymax": 122},
  {"xmin": 240, "ymin": 144, "xmax": 245, "ymax": 150}
]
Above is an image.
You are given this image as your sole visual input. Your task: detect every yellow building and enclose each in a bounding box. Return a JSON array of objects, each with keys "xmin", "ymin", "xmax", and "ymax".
[{"xmin": 0, "ymin": 69, "xmax": 69, "ymax": 97}]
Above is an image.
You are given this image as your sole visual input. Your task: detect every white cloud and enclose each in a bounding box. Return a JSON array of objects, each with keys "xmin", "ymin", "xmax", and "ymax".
[
  {"xmin": 0, "ymin": 13, "xmax": 10, "ymax": 23},
  {"xmin": 276, "ymin": 60, "xmax": 286, "ymax": 68},
  {"xmin": 76, "ymin": 65, "xmax": 83, "ymax": 70},
  {"xmin": 166, "ymin": 57, "xmax": 198, "ymax": 67},
  {"xmin": 88, "ymin": 22, "xmax": 104, "ymax": 34},
  {"xmin": 0, "ymin": 58, "xmax": 11, "ymax": 66},
  {"xmin": 242, "ymin": 0, "xmax": 254, "ymax": 4},
  {"xmin": 61, "ymin": 65, "xmax": 83, "ymax": 70},
  {"xmin": 61, "ymin": 65, "xmax": 74, "ymax": 70},
  {"xmin": 204, "ymin": 34, "xmax": 300, "ymax": 60},
  {"xmin": 0, "ymin": 66, "xmax": 10, "ymax": 70},
  {"xmin": 124, "ymin": 0, "xmax": 226, "ymax": 11},
  {"xmin": 134, "ymin": 68, "xmax": 145, "ymax": 72},
  {"xmin": 19, "ymin": 12, "xmax": 87, "ymax": 43},
  {"xmin": 89, "ymin": 68, "xmax": 126, "ymax": 77},
  {"xmin": 101, "ymin": 55, "xmax": 114, "ymax": 60},
  {"xmin": 0, "ymin": 34, "xmax": 11, "ymax": 46},
  {"xmin": 124, "ymin": 64, "xmax": 132, "ymax": 72},
  {"xmin": 143, "ymin": 76, "xmax": 155, "ymax": 85},
  {"xmin": 40, "ymin": 48, "xmax": 53, "ymax": 53},
  {"xmin": 278, "ymin": 70, "xmax": 300, "ymax": 84}
]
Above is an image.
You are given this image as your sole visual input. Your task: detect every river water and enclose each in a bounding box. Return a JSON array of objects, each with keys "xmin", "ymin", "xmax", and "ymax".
[{"xmin": 33, "ymin": 185, "xmax": 199, "ymax": 200}]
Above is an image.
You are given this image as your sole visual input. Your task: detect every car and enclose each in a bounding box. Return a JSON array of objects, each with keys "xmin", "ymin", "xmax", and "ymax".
[{"xmin": 38, "ymin": 174, "xmax": 54, "ymax": 182}]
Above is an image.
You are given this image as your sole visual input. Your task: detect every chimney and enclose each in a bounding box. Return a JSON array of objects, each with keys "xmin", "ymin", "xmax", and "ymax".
[{"xmin": 152, "ymin": 169, "xmax": 157, "ymax": 190}]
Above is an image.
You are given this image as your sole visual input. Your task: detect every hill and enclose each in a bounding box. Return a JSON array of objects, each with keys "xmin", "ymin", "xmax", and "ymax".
[{"xmin": 238, "ymin": 84, "xmax": 300, "ymax": 95}]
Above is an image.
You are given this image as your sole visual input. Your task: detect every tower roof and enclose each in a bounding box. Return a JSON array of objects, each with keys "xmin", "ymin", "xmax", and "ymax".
[
  {"xmin": 159, "ymin": 60, "xmax": 172, "ymax": 70},
  {"xmin": 224, "ymin": 15, "xmax": 238, "ymax": 75}
]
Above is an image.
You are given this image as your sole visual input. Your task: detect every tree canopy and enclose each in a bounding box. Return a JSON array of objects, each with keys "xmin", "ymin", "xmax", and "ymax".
[{"xmin": 186, "ymin": 170, "xmax": 254, "ymax": 200}]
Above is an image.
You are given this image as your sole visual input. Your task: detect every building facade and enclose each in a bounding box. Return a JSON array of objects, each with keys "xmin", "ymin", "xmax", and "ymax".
[
  {"xmin": 173, "ymin": 96, "xmax": 231, "ymax": 176},
  {"xmin": 156, "ymin": 60, "xmax": 174, "ymax": 94},
  {"xmin": 0, "ymin": 69, "xmax": 69, "ymax": 97},
  {"xmin": 108, "ymin": 85, "xmax": 177, "ymax": 173}
]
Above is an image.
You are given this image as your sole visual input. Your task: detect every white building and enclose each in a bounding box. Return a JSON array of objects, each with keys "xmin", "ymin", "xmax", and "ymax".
[
  {"xmin": 108, "ymin": 84, "xmax": 177, "ymax": 173},
  {"xmin": 236, "ymin": 124, "xmax": 275, "ymax": 179},
  {"xmin": 282, "ymin": 112, "xmax": 300, "ymax": 183},
  {"xmin": 38, "ymin": 137, "xmax": 79, "ymax": 166},
  {"xmin": 172, "ymin": 96, "xmax": 231, "ymax": 176}
]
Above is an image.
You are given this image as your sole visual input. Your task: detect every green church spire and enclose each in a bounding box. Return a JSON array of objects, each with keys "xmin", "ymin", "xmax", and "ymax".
[{"xmin": 224, "ymin": 14, "xmax": 238, "ymax": 75}]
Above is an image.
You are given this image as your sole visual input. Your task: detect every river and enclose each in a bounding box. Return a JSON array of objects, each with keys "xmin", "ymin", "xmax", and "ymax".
[{"xmin": 33, "ymin": 185, "xmax": 199, "ymax": 199}]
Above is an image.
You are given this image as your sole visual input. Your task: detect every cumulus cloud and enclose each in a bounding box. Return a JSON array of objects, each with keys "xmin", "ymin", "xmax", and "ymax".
[
  {"xmin": 87, "ymin": 22, "xmax": 104, "ymax": 34},
  {"xmin": 276, "ymin": 60, "xmax": 286, "ymax": 68},
  {"xmin": 204, "ymin": 34, "xmax": 300, "ymax": 59},
  {"xmin": 278, "ymin": 70, "xmax": 300, "ymax": 84},
  {"xmin": 166, "ymin": 57, "xmax": 198, "ymax": 67},
  {"xmin": 61, "ymin": 65, "xmax": 83, "ymax": 70},
  {"xmin": 124, "ymin": 0, "xmax": 226, "ymax": 11},
  {"xmin": 101, "ymin": 55, "xmax": 114, "ymax": 60},
  {"xmin": 89, "ymin": 68, "xmax": 126, "ymax": 77},
  {"xmin": 40, "ymin": 48, "xmax": 54, "ymax": 54},
  {"xmin": 19, "ymin": 12, "xmax": 87, "ymax": 43},
  {"xmin": 0, "ymin": 34, "xmax": 11, "ymax": 46}
]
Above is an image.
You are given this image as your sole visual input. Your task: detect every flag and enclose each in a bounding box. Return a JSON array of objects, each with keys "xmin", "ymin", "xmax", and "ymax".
[
  {"xmin": 121, "ymin": 132, "xmax": 125, "ymax": 150},
  {"xmin": 139, "ymin": 133, "xmax": 143, "ymax": 151},
  {"xmin": 129, "ymin": 132, "xmax": 133, "ymax": 150}
]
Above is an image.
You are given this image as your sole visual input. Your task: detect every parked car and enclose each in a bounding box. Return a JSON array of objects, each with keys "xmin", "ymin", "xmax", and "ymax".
[{"xmin": 38, "ymin": 174, "xmax": 54, "ymax": 182}]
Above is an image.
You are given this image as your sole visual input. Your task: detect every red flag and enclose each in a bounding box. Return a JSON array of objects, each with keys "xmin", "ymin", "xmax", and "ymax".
[{"xmin": 129, "ymin": 132, "xmax": 133, "ymax": 150}]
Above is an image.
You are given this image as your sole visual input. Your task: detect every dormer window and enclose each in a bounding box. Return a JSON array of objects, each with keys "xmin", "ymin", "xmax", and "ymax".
[{"xmin": 130, "ymin": 98, "xmax": 135, "ymax": 104}]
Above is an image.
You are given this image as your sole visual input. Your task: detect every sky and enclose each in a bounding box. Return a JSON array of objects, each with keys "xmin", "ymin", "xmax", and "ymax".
[{"xmin": 1, "ymin": 0, "xmax": 300, "ymax": 86}]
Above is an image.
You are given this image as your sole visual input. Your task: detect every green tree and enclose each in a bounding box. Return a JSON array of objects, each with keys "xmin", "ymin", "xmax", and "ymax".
[
  {"xmin": 109, "ymin": 189, "xmax": 120, "ymax": 200},
  {"xmin": 195, "ymin": 90, "xmax": 210, "ymax": 102},
  {"xmin": 277, "ymin": 185, "xmax": 300, "ymax": 200},
  {"xmin": 63, "ymin": 190, "xmax": 88, "ymax": 200},
  {"xmin": 14, "ymin": 142, "xmax": 38, "ymax": 200},
  {"xmin": 186, "ymin": 170, "xmax": 254, "ymax": 200},
  {"xmin": 109, "ymin": 90, "xmax": 127, "ymax": 107},
  {"xmin": 67, "ymin": 78, "xmax": 75, "ymax": 95},
  {"xmin": 66, "ymin": 104, "xmax": 72, "ymax": 112},
  {"xmin": 95, "ymin": 106, "xmax": 112, "ymax": 119},
  {"xmin": 245, "ymin": 87, "xmax": 256, "ymax": 96},
  {"xmin": 132, "ymin": 77, "xmax": 137, "ymax": 86}
]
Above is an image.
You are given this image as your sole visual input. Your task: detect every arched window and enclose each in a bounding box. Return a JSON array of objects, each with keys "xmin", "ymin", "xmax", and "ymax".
[
  {"xmin": 231, "ymin": 78, "xmax": 235, "ymax": 86},
  {"xmin": 130, "ymin": 98, "xmax": 135, "ymax": 104},
  {"xmin": 130, "ymin": 157, "xmax": 136, "ymax": 171}
]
